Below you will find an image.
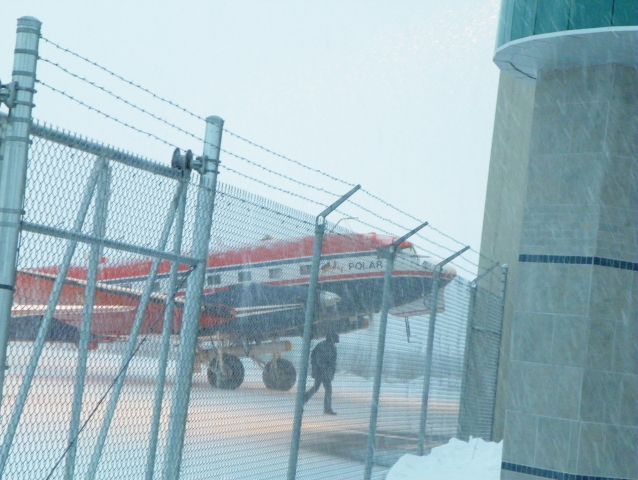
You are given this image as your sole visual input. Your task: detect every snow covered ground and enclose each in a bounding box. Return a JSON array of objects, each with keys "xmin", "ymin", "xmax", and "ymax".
[
  {"xmin": 386, "ymin": 438, "xmax": 503, "ymax": 480},
  {"xmin": 0, "ymin": 339, "xmax": 461, "ymax": 479}
]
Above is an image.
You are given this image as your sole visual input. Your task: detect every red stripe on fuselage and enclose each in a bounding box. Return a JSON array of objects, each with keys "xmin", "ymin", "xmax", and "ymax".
[
  {"xmin": 192, "ymin": 270, "xmax": 440, "ymax": 297},
  {"xmin": 41, "ymin": 233, "xmax": 410, "ymax": 282}
]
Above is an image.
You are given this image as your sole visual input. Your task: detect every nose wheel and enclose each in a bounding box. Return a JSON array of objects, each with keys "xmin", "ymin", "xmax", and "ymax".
[
  {"xmin": 207, "ymin": 354, "xmax": 245, "ymax": 390},
  {"xmin": 262, "ymin": 358, "xmax": 296, "ymax": 391}
]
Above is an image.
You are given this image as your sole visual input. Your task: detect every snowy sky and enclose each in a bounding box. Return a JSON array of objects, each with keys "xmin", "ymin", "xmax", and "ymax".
[{"xmin": 1, "ymin": 1, "xmax": 502, "ymax": 277}]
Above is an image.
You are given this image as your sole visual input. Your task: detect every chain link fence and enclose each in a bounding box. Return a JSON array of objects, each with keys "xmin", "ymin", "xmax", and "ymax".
[{"xmin": 0, "ymin": 17, "xmax": 506, "ymax": 480}]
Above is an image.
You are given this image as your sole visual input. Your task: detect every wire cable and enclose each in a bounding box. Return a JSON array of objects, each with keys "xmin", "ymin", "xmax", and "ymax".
[
  {"xmin": 40, "ymin": 36, "xmax": 205, "ymax": 124},
  {"xmin": 39, "ymin": 76, "xmax": 482, "ymax": 273},
  {"xmin": 39, "ymin": 57, "xmax": 205, "ymax": 149},
  {"xmin": 221, "ymin": 156, "xmax": 479, "ymax": 273},
  {"xmin": 220, "ymin": 163, "xmax": 327, "ymax": 209},
  {"xmin": 37, "ymin": 80, "xmax": 181, "ymax": 151},
  {"xmin": 39, "ymin": 36, "xmax": 496, "ymax": 267}
]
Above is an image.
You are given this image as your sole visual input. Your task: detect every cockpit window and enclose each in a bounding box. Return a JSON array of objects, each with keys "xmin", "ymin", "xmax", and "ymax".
[{"xmin": 400, "ymin": 246, "xmax": 418, "ymax": 257}]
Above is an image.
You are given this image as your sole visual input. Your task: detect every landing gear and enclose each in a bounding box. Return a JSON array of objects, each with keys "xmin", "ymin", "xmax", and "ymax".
[
  {"xmin": 262, "ymin": 358, "xmax": 296, "ymax": 391},
  {"xmin": 197, "ymin": 340, "xmax": 293, "ymax": 390},
  {"xmin": 207, "ymin": 354, "xmax": 245, "ymax": 390}
]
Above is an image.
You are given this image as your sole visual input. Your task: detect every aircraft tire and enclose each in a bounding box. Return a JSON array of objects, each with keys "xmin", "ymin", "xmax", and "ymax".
[
  {"xmin": 207, "ymin": 354, "xmax": 245, "ymax": 390},
  {"xmin": 262, "ymin": 358, "xmax": 296, "ymax": 391}
]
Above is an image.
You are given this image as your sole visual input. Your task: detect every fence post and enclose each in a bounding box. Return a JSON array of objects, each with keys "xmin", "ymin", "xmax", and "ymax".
[
  {"xmin": 287, "ymin": 185, "xmax": 360, "ymax": 480},
  {"xmin": 0, "ymin": 16, "xmax": 41, "ymax": 411},
  {"xmin": 145, "ymin": 167, "xmax": 190, "ymax": 480},
  {"xmin": 0, "ymin": 157, "xmax": 104, "ymax": 475},
  {"xmin": 417, "ymin": 245, "xmax": 469, "ymax": 456},
  {"xmin": 363, "ymin": 221, "xmax": 429, "ymax": 480},
  {"xmin": 162, "ymin": 117, "xmax": 224, "ymax": 480},
  {"xmin": 489, "ymin": 264, "xmax": 508, "ymax": 440},
  {"xmin": 64, "ymin": 158, "xmax": 110, "ymax": 480}
]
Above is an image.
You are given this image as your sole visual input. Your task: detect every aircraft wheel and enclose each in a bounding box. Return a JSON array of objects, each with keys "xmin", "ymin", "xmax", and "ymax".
[
  {"xmin": 262, "ymin": 358, "xmax": 296, "ymax": 391},
  {"xmin": 207, "ymin": 354, "xmax": 244, "ymax": 390}
]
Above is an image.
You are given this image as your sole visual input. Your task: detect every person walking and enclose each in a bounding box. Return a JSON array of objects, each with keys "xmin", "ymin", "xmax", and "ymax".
[{"xmin": 304, "ymin": 332, "xmax": 339, "ymax": 415}]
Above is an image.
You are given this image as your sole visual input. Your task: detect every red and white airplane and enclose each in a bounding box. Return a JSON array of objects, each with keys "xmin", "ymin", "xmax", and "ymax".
[{"xmin": 10, "ymin": 232, "xmax": 455, "ymax": 390}]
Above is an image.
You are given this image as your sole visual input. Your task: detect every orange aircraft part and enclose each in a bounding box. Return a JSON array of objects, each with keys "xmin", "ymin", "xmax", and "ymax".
[{"xmin": 13, "ymin": 270, "xmax": 230, "ymax": 339}]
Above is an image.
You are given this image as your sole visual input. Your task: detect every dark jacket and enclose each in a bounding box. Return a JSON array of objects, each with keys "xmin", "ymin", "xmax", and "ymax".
[{"xmin": 310, "ymin": 340, "xmax": 337, "ymax": 380}]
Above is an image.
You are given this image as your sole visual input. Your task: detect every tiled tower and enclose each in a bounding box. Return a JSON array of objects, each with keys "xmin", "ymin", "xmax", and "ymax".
[{"xmin": 478, "ymin": 2, "xmax": 637, "ymax": 479}]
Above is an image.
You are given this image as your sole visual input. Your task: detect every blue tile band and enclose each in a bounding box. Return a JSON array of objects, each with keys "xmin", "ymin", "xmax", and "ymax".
[
  {"xmin": 502, "ymin": 462, "xmax": 631, "ymax": 480},
  {"xmin": 519, "ymin": 254, "xmax": 638, "ymax": 271}
]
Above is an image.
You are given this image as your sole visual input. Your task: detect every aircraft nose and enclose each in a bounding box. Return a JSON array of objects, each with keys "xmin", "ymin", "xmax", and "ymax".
[{"xmin": 319, "ymin": 291, "xmax": 341, "ymax": 308}]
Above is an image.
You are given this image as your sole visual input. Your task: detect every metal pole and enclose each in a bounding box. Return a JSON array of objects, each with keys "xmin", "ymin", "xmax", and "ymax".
[
  {"xmin": 145, "ymin": 171, "xmax": 189, "ymax": 480},
  {"xmin": 489, "ymin": 264, "xmax": 508, "ymax": 441},
  {"xmin": 0, "ymin": 16, "xmax": 41, "ymax": 411},
  {"xmin": 363, "ymin": 246, "xmax": 397, "ymax": 480},
  {"xmin": 21, "ymin": 221, "xmax": 196, "ymax": 265},
  {"xmin": 417, "ymin": 246, "xmax": 469, "ymax": 456},
  {"xmin": 162, "ymin": 116, "xmax": 224, "ymax": 480},
  {"xmin": 64, "ymin": 159, "xmax": 110, "ymax": 480},
  {"xmin": 287, "ymin": 185, "xmax": 360, "ymax": 480},
  {"xmin": 364, "ymin": 221, "xmax": 429, "ymax": 480},
  {"xmin": 0, "ymin": 159, "xmax": 103, "ymax": 475},
  {"xmin": 87, "ymin": 180, "xmax": 186, "ymax": 478}
]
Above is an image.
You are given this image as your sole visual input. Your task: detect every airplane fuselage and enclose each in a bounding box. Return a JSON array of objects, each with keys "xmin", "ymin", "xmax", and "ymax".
[{"xmin": 11, "ymin": 233, "xmax": 454, "ymax": 343}]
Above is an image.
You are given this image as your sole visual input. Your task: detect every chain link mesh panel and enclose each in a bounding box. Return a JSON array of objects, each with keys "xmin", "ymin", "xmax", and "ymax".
[
  {"xmin": 2, "ymin": 125, "xmax": 202, "ymax": 479},
  {"xmin": 457, "ymin": 282, "xmax": 505, "ymax": 442},
  {"xmin": 0, "ymin": 117, "xmax": 505, "ymax": 479}
]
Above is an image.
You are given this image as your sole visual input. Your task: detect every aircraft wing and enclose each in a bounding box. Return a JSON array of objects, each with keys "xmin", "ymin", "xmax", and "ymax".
[
  {"xmin": 230, "ymin": 303, "xmax": 305, "ymax": 318},
  {"xmin": 12, "ymin": 269, "xmax": 230, "ymax": 338},
  {"xmin": 11, "ymin": 304, "xmax": 136, "ymax": 318},
  {"xmin": 202, "ymin": 283, "xmax": 340, "ymax": 319}
]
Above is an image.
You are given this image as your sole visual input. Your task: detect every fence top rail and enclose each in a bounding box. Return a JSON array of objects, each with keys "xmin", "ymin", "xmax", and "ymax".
[
  {"xmin": 0, "ymin": 112, "xmax": 182, "ymax": 180},
  {"xmin": 22, "ymin": 222, "xmax": 202, "ymax": 266}
]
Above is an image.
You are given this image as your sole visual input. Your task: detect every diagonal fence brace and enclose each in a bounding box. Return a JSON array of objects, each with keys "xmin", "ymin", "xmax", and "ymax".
[
  {"xmin": 64, "ymin": 158, "xmax": 111, "ymax": 480},
  {"xmin": 86, "ymin": 178, "xmax": 188, "ymax": 478},
  {"xmin": 0, "ymin": 158, "xmax": 106, "ymax": 475},
  {"xmin": 145, "ymin": 170, "xmax": 190, "ymax": 480}
]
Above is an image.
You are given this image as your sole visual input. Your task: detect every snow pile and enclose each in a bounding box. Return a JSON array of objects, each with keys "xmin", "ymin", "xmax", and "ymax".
[{"xmin": 386, "ymin": 437, "xmax": 503, "ymax": 480}]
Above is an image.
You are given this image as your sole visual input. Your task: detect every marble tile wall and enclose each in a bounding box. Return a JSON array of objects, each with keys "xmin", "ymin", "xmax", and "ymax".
[
  {"xmin": 500, "ymin": 63, "xmax": 638, "ymax": 479},
  {"xmin": 474, "ymin": 72, "xmax": 537, "ymax": 440}
]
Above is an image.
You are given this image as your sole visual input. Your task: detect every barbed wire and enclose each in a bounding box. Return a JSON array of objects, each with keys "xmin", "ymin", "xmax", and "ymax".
[
  {"xmin": 36, "ymin": 80, "xmax": 181, "ymax": 151},
  {"xmin": 220, "ymin": 162, "xmax": 327, "ymax": 210},
  {"xmin": 219, "ymin": 131, "xmax": 490, "ymax": 264},
  {"xmin": 222, "ymin": 128, "xmax": 354, "ymax": 187},
  {"xmin": 39, "ymin": 56, "xmax": 343, "ymax": 202},
  {"xmin": 40, "ymin": 36, "xmax": 205, "ymax": 124},
  {"xmin": 220, "ymin": 164, "xmax": 468, "ymax": 273},
  {"xmin": 219, "ymin": 143, "xmax": 481, "ymax": 267},
  {"xmin": 219, "ymin": 160, "xmax": 476, "ymax": 274},
  {"xmin": 35, "ymin": 73, "xmax": 379, "ymax": 238},
  {"xmin": 216, "ymin": 190, "xmax": 316, "ymax": 230},
  {"xmin": 40, "ymin": 36, "xmax": 355, "ymax": 188},
  {"xmin": 38, "ymin": 76, "xmax": 482, "ymax": 273},
  {"xmin": 223, "ymin": 128, "xmax": 489, "ymax": 263},
  {"xmin": 343, "ymin": 201, "xmax": 479, "ymax": 268},
  {"xmin": 341, "ymin": 215, "xmax": 476, "ymax": 276},
  {"xmin": 39, "ymin": 35, "xmax": 496, "ymax": 268},
  {"xmin": 39, "ymin": 57, "xmax": 206, "ymax": 149}
]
